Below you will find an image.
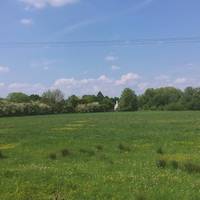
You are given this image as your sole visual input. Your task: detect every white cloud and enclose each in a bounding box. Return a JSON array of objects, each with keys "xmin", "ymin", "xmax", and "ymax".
[
  {"xmin": 0, "ymin": 66, "xmax": 10, "ymax": 73},
  {"xmin": 105, "ymin": 55, "xmax": 118, "ymax": 62},
  {"xmin": 52, "ymin": 73, "xmax": 141, "ymax": 97},
  {"xmin": 20, "ymin": 0, "xmax": 79, "ymax": 9},
  {"xmin": 115, "ymin": 73, "xmax": 140, "ymax": 86},
  {"xmin": 20, "ymin": 18, "xmax": 33, "ymax": 25},
  {"xmin": 111, "ymin": 65, "xmax": 120, "ymax": 70},
  {"xmin": 174, "ymin": 78, "xmax": 187, "ymax": 84},
  {"xmin": 0, "ymin": 83, "xmax": 5, "ymax": 87},
  {"xmin": 155, "ymin": 75, "xmax": 170, "ymax": 81},
  {"xmin": 8, "ymin": 83, "xmax": 46, "ymax": 94}
]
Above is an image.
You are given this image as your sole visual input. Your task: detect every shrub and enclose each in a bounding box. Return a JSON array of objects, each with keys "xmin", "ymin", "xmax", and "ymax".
[
  {"xmin": 49, "ymin": 153, "xmax": 57, "ymax": 160},
  {"xmin": 156, "ymin": 159, "xmax": 167, "ymax": 168}
]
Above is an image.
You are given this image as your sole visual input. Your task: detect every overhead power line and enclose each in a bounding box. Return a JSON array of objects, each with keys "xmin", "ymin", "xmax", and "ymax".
[{"xmin": 1, "ymin": 36, "xmax": 200, "ymax": 48}]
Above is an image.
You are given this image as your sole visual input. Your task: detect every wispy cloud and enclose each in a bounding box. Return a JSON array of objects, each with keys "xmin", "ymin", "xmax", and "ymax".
[
  {"xmin": 20, "ymin": 0, "xmax": 79, "ymax": 9},
  {"xmin": 51, "ymin": 0, "xmax": 155, "ymax": 38},
  {"xmin": 105, "ymin": 55, "xmax": 118, "ymax": 62},
  {"xmin": 0, "ymin": 66, "xmax": 10, "ymax": 73},
  {"xmin": 20, "ymin": 18, "xmax": 33, "ymax": 26},
  {"xmin": 111, "ymin": 65, "xmax": 120, "ymax": 70}
]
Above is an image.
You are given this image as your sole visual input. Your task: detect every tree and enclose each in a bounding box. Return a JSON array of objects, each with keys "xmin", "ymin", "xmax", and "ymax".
[
  {"xmin": 97, "ymin": 91, "xmax": 104, "ymax": 102},
  {"xmin": 81, "ymin": 95, "xmax": 97, "ymax": 104},
  {"xmin": 29, "ymin": 94, "xmax": 41, "ymax": 101},
  {"xmin": 7, "ymin": 92, "xmax": 30, "ymax": 103},
  {"xmin": 182, "ymin": 87, "xmax": 200, "ymax": 110},
  {"xmin": 119, "ymin": 88, "xmax": 138, "ymax": 111},
  {"xmin": 42, "ymin": 89, "xmax": 64, "ymax": 104},
  {"xmin": 139, "ymin": 87, "xmax": 183, "ymax": 110},
  {"xmin": 65, "ymin": 95, "xmax": 80, "ymax": 112},
  {"xmin": 41, "ymin": 89, "xmax": 65, "ymax": 113}
]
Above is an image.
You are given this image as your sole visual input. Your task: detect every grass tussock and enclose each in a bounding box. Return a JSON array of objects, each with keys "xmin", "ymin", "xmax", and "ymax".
[
  {"xmin": 118, "ymin": 143, "xmax": 131, "ymax": 152},
  {"xmin": 183, "ymin": 162, "xmax": 200, "ymax": 174},
  {"xmin": 79, "ymin": 148, "xmax": 95, "ymax": 156},
  {"xmin": 135, "ymin": 192, "xmax": 147, "ymax": 200},
  {"xmin": 0, "ymin": 151, "xmax": 6, "ymax": 159},
  {"xmin": 156, "ymin": 147, "xmax": 164, "ymax": 155},
  {"xmin": 96, "ymin": 145, "xmax": 103, "ymax": 151},
  {"xmin": 49, "ymin": 153, "xmax": 57, "ymax": 160},
  {"xmin": 61, "ymin": 148, "xmax": 71, "ymax": 157},
  {"xmin": 170, "ymin": 160, "xmax": 179, "ymax": 169},
  {"xmin": 156, "ymin": 159, "xmax": 167, "ymax": 168}
]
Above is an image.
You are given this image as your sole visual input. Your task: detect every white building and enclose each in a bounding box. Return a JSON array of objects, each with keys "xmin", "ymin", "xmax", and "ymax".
[{"xmin": 114, "ymin": 101, "xmax": 119, "ymax": 111}]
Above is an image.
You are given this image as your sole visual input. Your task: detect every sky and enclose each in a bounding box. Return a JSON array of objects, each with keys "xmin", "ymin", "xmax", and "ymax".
[{"xmin": 0, "ymin": 0, "xmax": 200, "ymax": 97}]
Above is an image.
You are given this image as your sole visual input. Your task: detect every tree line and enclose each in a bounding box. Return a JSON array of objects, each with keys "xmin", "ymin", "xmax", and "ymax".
[{"xmin": 0, "ymin": 86, "xmax": 200, "ymax": 116}]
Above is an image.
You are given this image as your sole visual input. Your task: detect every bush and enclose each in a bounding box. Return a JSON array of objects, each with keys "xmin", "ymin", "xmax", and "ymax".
[
  {"xmin": 76, "ymin": 102, "xmax": 102, "ymax": 113},
  {"xmin": 0, "ymin": 101, "xmax": 52, "ymax": 117}
]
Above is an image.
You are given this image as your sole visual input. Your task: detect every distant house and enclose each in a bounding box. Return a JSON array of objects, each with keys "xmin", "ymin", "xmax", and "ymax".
[{"xmin": 114, "ymin": 101, "xmax": 119, "ymax": 111}]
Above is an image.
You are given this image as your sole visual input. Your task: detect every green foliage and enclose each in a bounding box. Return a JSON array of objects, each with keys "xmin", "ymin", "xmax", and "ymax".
[
  {"xmin": 42, "ymin": 89, "xmax": 64, "ymax": 104},
  {"xmin": 7, "ymin": 92, "xmax": 30, "ymax": 103},
  {"xmin": 76, "ymin": 102, "xmax": 102, "ymax": 113},
  {"xmin": 2, "ymin": 87, "xmax": 200, "ymax": 117},
  {"xmin": 119, "ymin": 88, "xmax": 138, "ymax": 111},
  {"xmin": 181, "ymin": 87, "xmax": 200, "ymax": 110},
  {"xmin": 139, "ymin": 87, "xmax": 183, "ymax": 110},
  {"xmin": 65, "ymin": 95, "xmax": 80, "ymax": 113}
]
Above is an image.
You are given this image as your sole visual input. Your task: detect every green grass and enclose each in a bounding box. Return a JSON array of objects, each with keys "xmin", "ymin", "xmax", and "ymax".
[{"xmin": 1, "ymin": 111, "xmax": 200, "ymax": 199}]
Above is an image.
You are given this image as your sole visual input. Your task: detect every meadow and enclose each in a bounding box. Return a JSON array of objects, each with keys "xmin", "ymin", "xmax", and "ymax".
[{"xmin": 0, "ymin": 111, "xmax": 200, "ymax": 200}]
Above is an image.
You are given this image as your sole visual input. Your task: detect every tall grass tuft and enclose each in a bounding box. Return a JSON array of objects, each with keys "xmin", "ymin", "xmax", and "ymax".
[
  {"xmin": 135, "ymin": 192, "xmax": 147, "ymax": 200},
  {"xmin": 156, "ymin": 159, "xmax": 167, "ymax": 168},
  {"xmin": 184, "ymin": 162, "xmax": 200, "ymax": 173},
  {"xmin": 79, "ymin": 149, "xmax": 95, "ymax": 156},
  {"xmin": 0, "ymin": 151, "xmax": 5, "ymax": 159},
  {"xmin": 96, "ymin": 145, "xmax": 103, "ymax": 151},
  {"xmin": 118, "ymin": 143, "xmax": 131, "ymax": 152},
  {"xmin": 61, "ymin": 148, "xmax": 71, "ymax": 157},
  {"xmin": 170, "ymin": 160, "xmax": 179, "ymax": 170},
  {"xmin": 49, "ymin": 153, "xmax": 57, "ymax": 160},
  {"xmin": 156, "ymin": 147, "xmax": 164, "ymax": 154}
]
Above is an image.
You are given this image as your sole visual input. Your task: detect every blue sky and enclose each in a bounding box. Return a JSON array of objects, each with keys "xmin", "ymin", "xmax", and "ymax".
[{"xmin": 0, "ymin": 0, "xmax": 200, "ymax": 97}]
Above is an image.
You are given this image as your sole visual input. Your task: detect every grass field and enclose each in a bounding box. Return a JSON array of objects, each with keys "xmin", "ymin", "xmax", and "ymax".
[{"xmin": 1, "ymin": 111, "xmax": 200, "ymax": 200}]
